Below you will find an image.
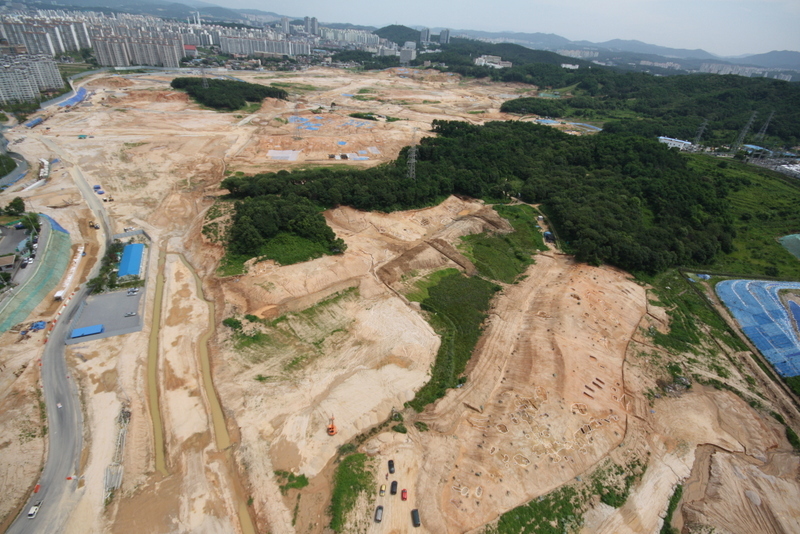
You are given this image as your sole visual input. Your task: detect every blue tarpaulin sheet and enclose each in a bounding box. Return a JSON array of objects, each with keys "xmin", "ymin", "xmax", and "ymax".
[
  {"xmin": 717, "ymin": 280, "xmax": 800, "ymax": 376},
  {"xmin": 71, "ymin": 324, "xmax": 104, "ymax": 338}
]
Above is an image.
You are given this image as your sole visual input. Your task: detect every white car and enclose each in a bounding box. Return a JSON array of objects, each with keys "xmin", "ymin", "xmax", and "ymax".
[
  {"xmin": 27, "ymin": 502, "xmax": 41, "ymax": 519},
  {"xmin": 57, "ymin": 403, "xmax": 62, "ymax": 409}
]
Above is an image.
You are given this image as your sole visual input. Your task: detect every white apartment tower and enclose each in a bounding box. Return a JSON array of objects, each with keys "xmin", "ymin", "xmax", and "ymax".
[{"xmin": 0, "ymin": 54, "xmax": 63, "ymax": 104}]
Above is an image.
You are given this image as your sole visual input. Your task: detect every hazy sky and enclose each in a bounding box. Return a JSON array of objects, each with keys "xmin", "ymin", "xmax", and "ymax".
[{"xmin": 228, "ymin": 0, "xmax": 800, "ymax": 57}]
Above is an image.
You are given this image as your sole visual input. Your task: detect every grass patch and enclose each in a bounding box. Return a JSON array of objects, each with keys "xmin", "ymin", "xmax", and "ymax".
[
  {"xmin": 260, "ymin": 233, "xmax": 330, "ymax": 265},
  {"xmin": 328, "ymin": 453, "xmax": 373, "ymax": 532},
  {"xmin": 413, "ymin": 421, "xmax": 429, "ymax": 432},
  {"xmin": 405, "ymin": 268, "xmax": 459, "ymax": 302},
  {"xmin": 645, "ymin": 270, "xmax": 747, "ymax": 355},
  {"xmin": 408, "ymin": 272, "xmax": 500, "ymax": 411},
  {"xmin": 217, "ymin": 253, "xmax": 248, "ymax": 276},
  {"xmin": 459, "ymin": 205, "xmax": 547, "ymax": 283},
  {"xmin": 590, "ymin": 458, "xmax": 646, "ymax": 508},
  {"xmin": 485, "ymin": 485, "xmax": 583, "ymax": 534},
  {"xmin": 660, "ymin": 484, "xmax": 683, "ymax": 534},
  {"xmin": 689, "ymin": 155, "xmax": 800, "ymax": 280},
  {"xmin": 271, "ymin": 82, "xmax": 320, "ymax": 92},
  {"xmin": 274, "ymin": 470, "xmax": 309, "ymax": 494}
]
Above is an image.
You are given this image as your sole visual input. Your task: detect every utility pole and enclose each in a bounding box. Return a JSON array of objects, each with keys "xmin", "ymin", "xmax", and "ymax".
[
  {"xmin": 407, "ymin": 127, "xmax": 418, "ymax": 180},
  {"xmin": 730, "ymin": 111, "xmax": 757, "ymax": 155},
  {"xmin": 200, "ymin": 65, "xmax": 208, "ymax": 89}
]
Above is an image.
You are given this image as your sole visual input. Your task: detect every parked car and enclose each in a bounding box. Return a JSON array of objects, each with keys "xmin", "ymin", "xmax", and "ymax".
[
  {"xmin": 374, "ymin": 505, "xmax": 383, "ymax": 523},
  {"xmin": 401, "ymin": 489, "xmax": 408, "ymax": 501},
  {"xmin": 379, "ymin": 484, "xmax": 386, "ymax": 497},
  {"xmin": 411, "ymin": 509, "xmax": 421, "ymax": 527},
  {"xmin": 390, "ymin": 481, "xmax": 398, "ymax": 495},
  {"xmin": 388, "ymin": 459, "xmax": 395, "ymax": 474},
  {"xmin": 124, "ymin": 312, "xmax": 137, "ymax": 317}
]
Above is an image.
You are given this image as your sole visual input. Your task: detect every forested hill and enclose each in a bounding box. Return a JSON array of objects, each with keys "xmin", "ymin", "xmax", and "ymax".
[
  {"xmin": 375, "ymin": 25, "xmax": 421, "ymax": 46},
  {"xmin": 414, "ymin": 40, "xmax": 799, "ymax": 146},
  {"xmin": 222, "ymin": 121, "xmax": 739, "ymax": 274},
  {"xmin": 499, "ymin": 73, "xmax": 800, "ymax": 147},
  {"xmin": 420, "ymin": 39, "xmax": 595, "ymax": 69}
]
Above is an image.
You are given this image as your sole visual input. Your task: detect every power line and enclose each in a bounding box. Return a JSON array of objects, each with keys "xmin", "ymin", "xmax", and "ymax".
[
  {"xmin": 693, "ymin": 118, "xmax": 708, "ymax": 147},
  {"xmin": 730, "ymin": 111, "xmax": 757, "ymax": 154},
  {"xmin": 754, "ymin": 110, "xmax": 774, "ymax": 143}
]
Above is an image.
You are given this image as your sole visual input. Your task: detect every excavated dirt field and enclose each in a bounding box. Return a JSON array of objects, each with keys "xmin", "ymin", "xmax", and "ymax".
[{"xmin": 0, "ymin": 67, "xmax": 798, "ymax": 534}]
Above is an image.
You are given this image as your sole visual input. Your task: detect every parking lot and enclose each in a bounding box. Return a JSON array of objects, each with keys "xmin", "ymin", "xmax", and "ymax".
[{"xmin": 65, "ymin": 287, "xmax": 144, "ymax": 344}]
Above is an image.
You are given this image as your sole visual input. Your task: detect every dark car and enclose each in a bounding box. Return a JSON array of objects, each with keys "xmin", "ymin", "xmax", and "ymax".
[
  {"xmin": 388, "ymin": 459, "xmax": 395, "ymax": 474},
  {"xmin": 390, "ymin": 481, "xmax": 398, "ymax": 495},
  {"xmin": 411, "ymin": 509, "xmax": 421, "ymax": 527}
]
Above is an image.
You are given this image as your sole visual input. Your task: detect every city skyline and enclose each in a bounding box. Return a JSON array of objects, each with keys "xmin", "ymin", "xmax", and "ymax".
[{"xmin": 230, "ymin": 0, "xmax": 800, "ymax": 57}]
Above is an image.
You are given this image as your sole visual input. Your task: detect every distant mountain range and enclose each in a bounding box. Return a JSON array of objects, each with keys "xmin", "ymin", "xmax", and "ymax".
[{"xmin": 21, "ymin": 0, "xmax": 800, "ymax": 72}]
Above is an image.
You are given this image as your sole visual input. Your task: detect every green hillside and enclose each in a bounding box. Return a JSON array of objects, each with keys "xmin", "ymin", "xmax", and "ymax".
[{"xmin": 374, "ymin": 25, "xmax": 421, "ymax": 46}]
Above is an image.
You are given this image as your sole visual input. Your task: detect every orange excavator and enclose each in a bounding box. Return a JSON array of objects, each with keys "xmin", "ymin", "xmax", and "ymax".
[{"xmin": 327, "ymin": 415, "xmax": 338, "ymax": 436}]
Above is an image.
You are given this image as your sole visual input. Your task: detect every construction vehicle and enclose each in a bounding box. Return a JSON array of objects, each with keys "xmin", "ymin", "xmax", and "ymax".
[{"xmin": 327, "ymin": 415, "xmax": 337, "ymax": 436}]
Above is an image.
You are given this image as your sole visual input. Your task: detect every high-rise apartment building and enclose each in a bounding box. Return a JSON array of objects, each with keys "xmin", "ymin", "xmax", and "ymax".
[
  {"xmin": 439, "ymin": 28, "xmax": 450, "ymax": 44},
  {"xmin": 0, "ymin": 54, "xmax": 63, "ymax": 104},
  {"xmin": 420, "ymin": 28, "xmax": 430, "ymax": 43}
]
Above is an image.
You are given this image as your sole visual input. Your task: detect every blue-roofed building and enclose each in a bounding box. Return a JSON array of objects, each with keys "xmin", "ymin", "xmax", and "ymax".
[{"xmin": 118, "ymin": 243, "xmax": 144, "ymax": 278}]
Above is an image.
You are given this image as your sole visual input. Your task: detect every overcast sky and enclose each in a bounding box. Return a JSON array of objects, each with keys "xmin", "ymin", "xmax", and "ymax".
[{"xmin": 228, "ymin": 0, "xmax": 799, "ymax": 57}]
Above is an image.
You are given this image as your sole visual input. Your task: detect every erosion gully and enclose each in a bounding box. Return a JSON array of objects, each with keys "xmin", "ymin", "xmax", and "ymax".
[{"xmin": 148, "ymin": 249, "xmax": 255, "ymax": 534}]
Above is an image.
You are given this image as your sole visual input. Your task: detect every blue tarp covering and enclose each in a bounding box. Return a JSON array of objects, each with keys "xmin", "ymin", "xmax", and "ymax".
[
  {"xmin": 716, "ymin": 280, "xmax": 800, "ymax": 377},
  {"xmin": 71, "ymin": 324, "xmax": 104, "ymax": 338},
  {"xmin": 118, "ymin": 243, "xmax": 144, "ymax": 277},
  {"xmin": 40, "ymin": 214, "xmax": 69, "ymax": 234},
  {"xmin": 58, "ymin": 87, "xmax": 87, "ymax": 108},
  {"xmin": 25, "ymin": 117, "xmax": 43, "ymax": 128},
  {"xmin": 30, "ymin": 321, "xmax": 47, "ymax": 331}
]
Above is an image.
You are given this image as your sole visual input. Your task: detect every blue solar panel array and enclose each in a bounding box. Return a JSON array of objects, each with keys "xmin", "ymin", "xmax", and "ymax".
[{"xmin": 716, "ymin": 280, "xmax": 800, "ymax": 377}]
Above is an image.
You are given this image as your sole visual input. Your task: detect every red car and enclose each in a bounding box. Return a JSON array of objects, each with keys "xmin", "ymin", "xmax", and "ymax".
[{"xmin": 401, "ymin": 489, "xmax": 408, "ymax": 501}]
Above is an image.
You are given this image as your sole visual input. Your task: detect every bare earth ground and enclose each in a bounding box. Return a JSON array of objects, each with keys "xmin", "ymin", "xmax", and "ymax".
[{"xmin": 0, "ymin": 67, "xmax": 798, "ymax": 534}]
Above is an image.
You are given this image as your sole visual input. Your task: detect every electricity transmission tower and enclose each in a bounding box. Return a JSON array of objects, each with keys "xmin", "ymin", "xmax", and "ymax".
[
  {"xmin": 407, "ymin": 128, "xmax": 418, "ymax": 180},
  {"xmin": 200, "ymin": 65, "xmax": 209, "ymax": 89},
  {"xmin": 693, "ymin": 118, "xmax": 708, "ymax": 148},
  {"xmin": 753, "ymin": 110, "xmax": 774, "ymax": 143},
  {"xmin": 730, "ymin": 111, "xmax": 757, "ymax": 154}
]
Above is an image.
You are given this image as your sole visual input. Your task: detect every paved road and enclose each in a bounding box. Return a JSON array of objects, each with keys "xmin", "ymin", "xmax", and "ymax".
[
  {"xmin": 7, "ymin": 289, "xmax": 87, "ymax": 533},
  {"xmin": 7, "ymin": 134, "xmax": 110, "ymax": 534}
]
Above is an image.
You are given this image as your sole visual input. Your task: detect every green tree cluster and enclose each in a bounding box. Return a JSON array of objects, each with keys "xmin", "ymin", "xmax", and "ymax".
[
  {"xmin": 4, "ymin": 197, "xmax": 25, "ymax": 216},
  {"xmin": 223, "ymin": 121, "xmax": 737, "ymax": 274},
  {"xmin": 170, "ymin": 77, "xmax": 287, "ymax": 111},
  {"xmin": 228, "ymin": 195, "xmax": 346, "ymax": 263}
]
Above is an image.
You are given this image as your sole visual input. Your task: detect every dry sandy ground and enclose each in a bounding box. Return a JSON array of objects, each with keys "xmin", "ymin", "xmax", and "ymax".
[{"xmin": 0, "ymin": 67, "xmax": 798, "ymax": 534}]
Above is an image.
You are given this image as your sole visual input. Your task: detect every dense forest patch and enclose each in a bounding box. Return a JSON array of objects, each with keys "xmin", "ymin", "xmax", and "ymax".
[
  {"xmin": 170, "ymin": 77, "xmax": 287, "ymax": 111},
  {"xmin": 416, "ymin": 41, "xmax": 800, "ymax": 146},
  {"xmin": 222, "ymin": 121, "xmax": 737, "ymax": 274}
]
